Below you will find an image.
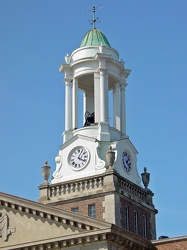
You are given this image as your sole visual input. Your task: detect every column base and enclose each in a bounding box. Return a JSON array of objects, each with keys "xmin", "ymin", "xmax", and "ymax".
[
  {"xmin": 98, "ymin": 122, "xmax": 110, "ymax": 141},
  {"xmin": 62, "ymin": 130, "xmax": 73, "ymax": 143}
]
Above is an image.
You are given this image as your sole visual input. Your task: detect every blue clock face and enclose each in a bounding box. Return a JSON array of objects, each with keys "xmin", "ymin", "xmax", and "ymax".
[{"xmin": 122, "ymin": 152, "xmax": 131, "ymax": 172}]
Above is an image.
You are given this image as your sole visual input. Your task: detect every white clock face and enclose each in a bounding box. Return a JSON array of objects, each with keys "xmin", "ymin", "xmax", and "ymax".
[
  {"xmin": 122, "ymin": 151, "xmax": 131, "ymax": 172},
  {"xmin": 69, "ymin": 147, "xmax": 89, "ymax": 170}
]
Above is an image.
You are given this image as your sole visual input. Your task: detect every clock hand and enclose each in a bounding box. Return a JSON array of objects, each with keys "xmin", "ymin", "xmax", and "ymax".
[
  {"xmin": 78, "ymin": 153, "xmax": 87, "ymax": 161},
  {"xmin": 78, "ymin": 149, "xmax": 84, "ymax": 160},
  {"xmin": 80, "ymin": 158, "xmax": 86, "ymax": 162}
]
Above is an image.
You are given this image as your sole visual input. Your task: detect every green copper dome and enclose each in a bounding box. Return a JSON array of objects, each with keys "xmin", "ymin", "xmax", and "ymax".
[{"xmin": 80, "ymin": 28, "xmax": 111, "ymax": 47}]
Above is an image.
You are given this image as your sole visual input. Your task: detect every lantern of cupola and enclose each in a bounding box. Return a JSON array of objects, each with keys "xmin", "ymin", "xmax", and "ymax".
[{"xmin": 60, "ymin": 28, "xmax": 131, "ymax": 143}]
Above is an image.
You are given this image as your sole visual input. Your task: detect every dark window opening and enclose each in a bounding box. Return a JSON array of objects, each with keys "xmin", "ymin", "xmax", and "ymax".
[{"xmin": 88, "ymin": 204, "xmax": 96, "ymax": 218}]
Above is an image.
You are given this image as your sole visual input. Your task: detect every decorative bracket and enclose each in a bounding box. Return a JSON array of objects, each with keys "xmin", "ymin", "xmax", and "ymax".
[{"xmin": 53, "ymin": 154, "xmax": 63, "ymax": 179}]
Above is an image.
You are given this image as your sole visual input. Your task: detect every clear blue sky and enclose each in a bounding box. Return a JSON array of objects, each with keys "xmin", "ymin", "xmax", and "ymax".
[{"xmin": 1, "ymin": 0, "xmax": 187, "ymax": 239}]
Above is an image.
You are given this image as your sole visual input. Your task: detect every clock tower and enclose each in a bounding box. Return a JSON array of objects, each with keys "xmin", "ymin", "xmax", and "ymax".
[
  {"xmin": 51, "ymin": 28, "xmax": 141, "ymax": 186},
  {"xmin": 38, "ymin": 23, "xmax": 157, "ymax": 240}
]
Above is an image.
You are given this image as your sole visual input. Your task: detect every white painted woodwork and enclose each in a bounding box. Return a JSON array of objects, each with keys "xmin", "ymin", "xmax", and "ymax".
[
  {"xmin": 113, "ymin": 83, "xmax": 121, "ymax": 131},
  {"xmin": 72, "ymin": 78, "xmax": 78, "ymax": 129},
  {"xmin": 52, "ymin": 30, "xmax": 142, "ymax": 186},
  {"xmin": 65, "ymin": 81, "xmax": 72, "ymax": 131}
]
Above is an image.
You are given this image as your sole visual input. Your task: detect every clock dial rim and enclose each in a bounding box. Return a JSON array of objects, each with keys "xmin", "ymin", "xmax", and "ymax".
[
  {"xmin": 69, "ymin": 147, "xmax": 90, "ymax": 171},
  {"xmin": 122, "ymin": 151, "xmax": 131, "ymax": 173}
]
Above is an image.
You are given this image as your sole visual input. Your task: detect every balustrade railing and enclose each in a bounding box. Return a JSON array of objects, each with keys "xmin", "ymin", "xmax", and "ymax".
[
  {"xmin": 118, "ymin": 177, "xmax": 153, "ymax": 205},
  {"xmin": 47, "ymin": 174, "xmax": 153, "ymax": 206},
  {"xmin": 49, "ymin": 177, "xmax": 103, "ymax": 198}
]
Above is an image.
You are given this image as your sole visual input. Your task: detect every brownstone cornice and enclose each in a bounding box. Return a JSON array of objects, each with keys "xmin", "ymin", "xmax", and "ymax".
[
  {"xmin": 0, "ymin": 192, "xmax": 110, "ymax": 231},
  {"xmin": 152, "ymin": 235, "xmax": 187, "ymax": 245},
  {"xmin": 42, "ymin": 170, "xmax": 157, "ymax": 213},
  {"xmin": 0, "ymin": 228, "xmax": 111, "ymax": 250},
  {"xmin": 0, "ymin": 224, "xmax": 152, "ymax": 250},
  {"xmin": 0, "ymin": 192, "xmax": 153, "ymax": 250},
  {"xmin": 110, "ymin": 225, "xmax": 153, "ymax": 249}
]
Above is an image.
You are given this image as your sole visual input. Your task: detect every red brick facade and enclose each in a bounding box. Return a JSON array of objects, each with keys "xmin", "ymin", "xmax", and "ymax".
[
  {"xmin": 120, "ymin": 197, "xmax": 152, "ymax": 240},
  {"xmin": 54, "ymin": 196, "xmax": 105, "ymax": 221},
  {"xmin": 153, "ymin": 237, "xmax": 187, "ymax": 250}
]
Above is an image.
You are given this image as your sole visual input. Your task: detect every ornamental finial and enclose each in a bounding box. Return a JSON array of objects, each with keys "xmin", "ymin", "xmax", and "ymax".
[
  {"xmin": 106, "ymin": 145, "xmax": 115, "ymax": 169},
  {"xmin": 42, "ymin": 161, "xmax": 51, "ymax": 183},
  {"xmin": 141, "ymin": 167, "xmax": 150, "ymax": 190}
]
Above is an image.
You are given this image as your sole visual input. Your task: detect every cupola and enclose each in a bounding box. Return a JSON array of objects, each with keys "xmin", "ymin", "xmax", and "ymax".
[
  {"xmin": 80, "ymin": 28, "xmax": 111, "ymax": 47},
  {"xmin": 59, "ymin": 24, "xmax": 131, "ymax": 144}
]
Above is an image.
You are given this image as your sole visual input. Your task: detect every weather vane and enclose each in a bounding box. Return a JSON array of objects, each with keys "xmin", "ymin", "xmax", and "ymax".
[{"xmin": 88, "ymin": 5, "xmax": 103, "ymax": 29}]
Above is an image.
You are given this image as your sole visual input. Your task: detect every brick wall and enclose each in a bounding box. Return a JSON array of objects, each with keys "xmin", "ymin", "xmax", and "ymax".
[
  {"xmin": 153, "ymin": 238, "xmax": 187, "ymax": 250},
  {"xmin": 120, "ymin": 197, "xmax": 152, "ymax": 240},
  {"xmin": 54, "ymin": 196, "xmax": 105, "ymax": 220}
]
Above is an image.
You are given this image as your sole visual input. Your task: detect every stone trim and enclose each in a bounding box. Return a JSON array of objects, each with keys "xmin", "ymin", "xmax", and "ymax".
[
  {"xmin": 1, "ymin": 227, "xmax": 152, "ymax": 250},
  {"xmin": 0, "ymin": 212, "xmax": 16, "ymax": 241},
  {"xmin": 108, "ymin": 233, "xmax": 150, "ymax": 250},
  {"xmin": 152, "ymin": 235, "xmax": 187, "ymax": 245},
  {"xmin": 109, "ymin": 225, "xmax": 152, "ymax": 249},
  {"xmin": 49, "ymin": 176, "xmax": 103, "ymax": 198},
  {"xmin": 0, "ymin": 192, "xmax": 110, "ymax": 231},
  {"xmin": 0, "ymin": 230, "xmax": 109, "ymax": 250},
  {"xmin": 118, "ymin": 177, "xmax": 155, "ymax": 208},
  {"xmin": 39, "ymin": 170, "xmax": 157, "ymax": 213}
]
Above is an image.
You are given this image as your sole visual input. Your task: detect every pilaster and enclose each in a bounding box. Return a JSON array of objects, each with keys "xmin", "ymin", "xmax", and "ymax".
[
  {"xmin": 38, "ymin": 183, "xmax": 50, "ymax": 204},
  {"xmin": 98, "ymin": 122, "xmax": 110, "ymax": 141},
  {"xmin": 72, "ymin": 77, "xmax": 78, "ymax": 129},
  {"xmin": 94, "ymin": 72, "xmax": 100, "ymax": 123},
  {"xmin": 120, "ymin": 78, "xmax": 127, "ymax": 138},
  {"xmin": 113, "ymin": 83, "xmax": 121, "ymax": 131},
  {"xmin": 99, "ymin": 68, "xmax": 109, "ymax": 123},
  {"xmin": 65, "ymin": 80, "xmax": 72, "ymax": 131}
]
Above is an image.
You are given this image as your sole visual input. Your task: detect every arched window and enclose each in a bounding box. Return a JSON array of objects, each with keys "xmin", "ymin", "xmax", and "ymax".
[
  {"xmin": 124, "ymin": 206, "xmax": 129, "ymax": 230},
  {"xmin": 134, "ymin": 211, "xmax": 138, "ymax": 234},
  {"xmin": 143, "ymin": 215, "xmax": 147, "ymax": 238}
]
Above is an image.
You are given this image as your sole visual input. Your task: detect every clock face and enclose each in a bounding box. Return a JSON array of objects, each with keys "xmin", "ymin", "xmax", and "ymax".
[
  {"xmin": 69, "ymin": 147, "xmax": 89, "ymax": 170},
  {"xmin": 122, "ymin": 151, "xmax": 131, "ymax": 172}
]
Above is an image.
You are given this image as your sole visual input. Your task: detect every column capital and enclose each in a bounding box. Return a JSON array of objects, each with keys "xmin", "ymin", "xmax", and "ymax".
[
  {"xmin": 65, "ymin": 81, "xmax": 72, "ymax": 87},
  {"xmin": 72, "ymin": 77, "xmax": 78, "ymax": 84},
  {"xmin": 120, "ymin": 83, "xmax": 127, "ymax": 89},
  {"xmin": 120, "ymin": 77, "xmax": 127, "ymax": 88},
  {"xmin": 114, "ymin": 82, "xmax": 120, "ymax": 89},
  {"xmin": 120, "ymin": 74, "xmax": 126, "ymax": 81},
  {"xmin": 99, "ymin": 67, "xmax": 108, "ymax": 76},
  {"xmin": 64, "ymin": 72, "xmax": 72, "ymax": 83}
]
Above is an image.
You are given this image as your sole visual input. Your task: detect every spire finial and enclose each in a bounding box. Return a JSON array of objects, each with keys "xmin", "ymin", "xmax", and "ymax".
[{"xmin": 89, "ymin": 5, "xmax": 103, "ymax": 29}]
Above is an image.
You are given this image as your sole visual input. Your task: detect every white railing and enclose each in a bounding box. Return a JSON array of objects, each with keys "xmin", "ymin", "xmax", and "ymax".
[{"xmin": 49, "ymin": 177, "xmax": 103, "ymax": 198}]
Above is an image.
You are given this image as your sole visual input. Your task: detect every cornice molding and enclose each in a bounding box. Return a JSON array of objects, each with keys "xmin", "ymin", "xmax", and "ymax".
[
  {"xmin": 0, "ymin": 192, "xmax": 109, "ymax": 231},
  {"xmin": 0, "ymin": 193, "xmax": 152, "ymax": 249},
  {"xmin": 0, "ymin": 229, "xmax": 110, "ymax": 250},
  {"xmin": 152, "ymin": 235, "xmax": 187, "ymax": 245},
  {"xmin": 0, "ymin": 226, "xmax": 152, "ymax": 250}
]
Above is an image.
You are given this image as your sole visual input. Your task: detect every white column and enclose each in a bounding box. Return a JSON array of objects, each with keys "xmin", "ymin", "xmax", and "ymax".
[
  {"xmin": 94, "ymin": 72, "xmax": 100, "ymax": 123},
  {"xmin": 65, "ymin": 81, "xmax": 72, "ymax": 131},
  {"xmin": 113, "ymin": 82, "xmax": 121, "ymax": 130},
  {"xmin": 72, "ymin": 77, "xmax": 78, "ymax": 129},
  {"xmin": 100, "ymin": 68, "xmax": 108, "ymax": 123},
  {"xmin": 120, "ymin": 80, "xmax": 127, "ymax": 137},
  {"xmin": 83, "ymin": 91, "xmax": 86, "ymax": 124}
]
